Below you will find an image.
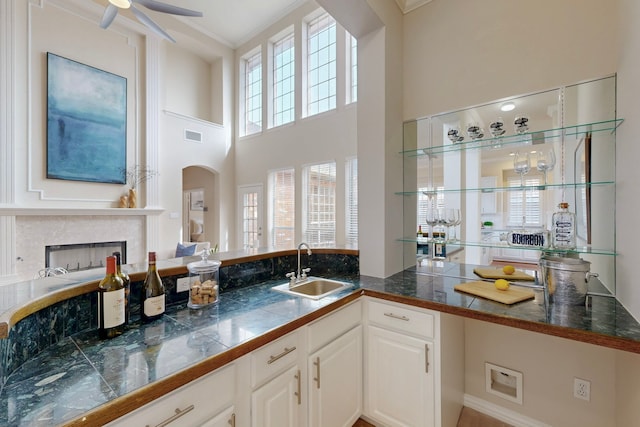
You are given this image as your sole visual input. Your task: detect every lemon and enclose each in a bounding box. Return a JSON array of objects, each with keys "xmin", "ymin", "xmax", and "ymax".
[
  {"xmin": 494, "ymin": 279, "xmax": 510, "ymax": 291},
  {"xmin": 502, "ymin": 265, "xmax": 516, "ymax": 275}
]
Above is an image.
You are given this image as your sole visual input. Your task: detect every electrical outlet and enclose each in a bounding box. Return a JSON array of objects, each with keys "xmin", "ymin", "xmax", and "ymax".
[
  {"xmin": 176, "ymin": 277, "xmax": 190, "ymax": 293},
  {"xmin": 573, "ymin": 377, "xmax": 591, "ymax": 401}
]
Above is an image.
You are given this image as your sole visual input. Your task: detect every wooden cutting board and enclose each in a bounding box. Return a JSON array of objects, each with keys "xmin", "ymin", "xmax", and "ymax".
[
  {"xmin": 454, "ymin": 281, "xmax": 535, "ymax": 305},
  {"xmin": 473, "ymin": 267, "xmax": 534, "ymax": 281}
]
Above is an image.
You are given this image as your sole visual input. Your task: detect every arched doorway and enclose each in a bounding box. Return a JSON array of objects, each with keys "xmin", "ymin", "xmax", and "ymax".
[{"xmin": 182, "ymin": 166, "xmax": 218, "ymax": 248}]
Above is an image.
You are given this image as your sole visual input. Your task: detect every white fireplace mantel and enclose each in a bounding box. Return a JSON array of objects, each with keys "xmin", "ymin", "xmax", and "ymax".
[{"xmin": 0, "ymin": 207, "xmax": 164, "ymax": 216}]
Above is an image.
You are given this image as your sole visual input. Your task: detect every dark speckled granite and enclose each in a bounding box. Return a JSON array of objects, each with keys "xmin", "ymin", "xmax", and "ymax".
[{"xmin": 2, "ymin": 256, "xmax": 640, "ymax": 426}]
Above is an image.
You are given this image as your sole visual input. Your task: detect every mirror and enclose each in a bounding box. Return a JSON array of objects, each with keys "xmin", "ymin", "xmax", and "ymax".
[{"xmin": 404, "ymin": 76, "xmax": 617, "ymax": 293}]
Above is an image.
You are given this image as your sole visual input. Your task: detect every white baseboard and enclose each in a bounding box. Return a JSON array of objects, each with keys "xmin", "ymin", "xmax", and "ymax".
[{"xmin": 463, "ymin": 394, "xmax": 552, "ymax": 427}]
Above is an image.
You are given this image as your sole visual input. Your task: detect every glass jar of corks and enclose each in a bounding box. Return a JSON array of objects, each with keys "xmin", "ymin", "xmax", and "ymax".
[{"xmin": 187, "ymin": 251, "xmax": 221, "ymax": 309}]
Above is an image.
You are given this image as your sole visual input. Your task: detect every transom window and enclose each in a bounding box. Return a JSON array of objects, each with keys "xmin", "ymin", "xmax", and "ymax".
[
  {"xmin": 243, "ymin": 50, "xmax": 262, "ymax": 136},
  {"xmin": 306, "ymin": 13, "xmax": 336, "ymax": 117},
  {"xmin": 348, "ymin": 34, "xmax": 358, "ymax": 104},
  {"xmin": 272, "ymin": 33, "xmax": 295, "ymax": 127}
]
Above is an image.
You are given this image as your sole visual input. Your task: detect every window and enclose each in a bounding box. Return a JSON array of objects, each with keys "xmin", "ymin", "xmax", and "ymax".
[
  {"xmin": 347, "ymin": 34, "xmax": 357, "ymax": 104},
  {"xmin": 504, "ymin": 170, "xmax": 543, "ymax": 227},
  {"xmin": 345, "ymin": 158, "xmax": 358, "ymax": 246},
  {"xmin": 303, "ymin": 162, "xmax": 336, "ymax": 245},
  {"xmin": 306, "ymin": 13, "xmax": 336, "ymax": 116},
  {"xmin": 269, "ymin": 168, "xmax": 295, "ymax": 248},
  {"xmin": 272, "ymin": 32, "xmax": 295, "ymax": 127},
  {"xmin": 417, "ymin": 187, "xmax": 444, "ymax": 231},
  {"xmin": 243, "ymin": 50, "xmax": 262, "ymax": 135}
]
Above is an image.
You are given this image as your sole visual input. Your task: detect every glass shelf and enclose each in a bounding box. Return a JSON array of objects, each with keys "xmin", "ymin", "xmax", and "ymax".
[
  {"xmin": 395, "ymin": 180, "xmax": 614, "ymax": 196},
  {"xmin": 399, "ymin": 238, "xmax": 617, "ymax": 257},
  {"xmin": 400, "ymin": 119, "xmax": 623, "ymax": 158}
]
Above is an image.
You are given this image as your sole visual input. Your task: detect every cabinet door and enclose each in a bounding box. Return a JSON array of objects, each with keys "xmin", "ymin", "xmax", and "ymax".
[
  {"xmin": 251, "ymin": 365, "xmax": 301, "ymax": 427},
  {"xmin": 367, "ymin": 325, "xmax": 434, "ymax": 427},
  {"xmin": 308, "ymin": 325, "xmax": 362, "ymax": 427},
  {"xmin": 200, "ymin": 406, "xmax": 235, "ymax": 427}
]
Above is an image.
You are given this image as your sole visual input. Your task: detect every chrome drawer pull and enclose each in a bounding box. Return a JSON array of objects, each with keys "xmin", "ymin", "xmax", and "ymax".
[
  {"xmin": 425, "ymin": 344, "xmax": 430, "ymax": 373},
  {"xmin": 267, "ymin": 346, "xmax": 296, "ymax": 364},
  {"xmin": 384, "ymin": 312, "xmax": 410, "ymax": 321},
  {"xmin": 294, "ymin": 369, "xmax": 302, "ymax": 404},
  {"xmin": 313, "ymin": 357, "xmax": 321, "ymax": 389},
  {"xmin": 147, "ymin": 405, "xmax": 195, "ymax": 427}
]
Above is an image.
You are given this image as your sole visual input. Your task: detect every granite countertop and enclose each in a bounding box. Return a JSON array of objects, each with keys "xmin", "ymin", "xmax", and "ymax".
[{"xmin": 2, "ymin": 260, "xmax": 640, "ymax": 426}]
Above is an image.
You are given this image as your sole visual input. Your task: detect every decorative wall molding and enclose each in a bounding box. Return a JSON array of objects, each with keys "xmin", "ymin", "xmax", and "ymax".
[
  {"xmin": 394, "ymin": 0, "xmax": 433, "ymax": 14},
  {"xmin": 0, "ymin": 207, "xmax": 163, "ymax": 216}
]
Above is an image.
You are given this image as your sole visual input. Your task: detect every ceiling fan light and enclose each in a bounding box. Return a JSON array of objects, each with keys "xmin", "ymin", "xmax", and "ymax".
[{"xmin": 109, "ymin": 0, "xmax": 131, "ymax": 9}]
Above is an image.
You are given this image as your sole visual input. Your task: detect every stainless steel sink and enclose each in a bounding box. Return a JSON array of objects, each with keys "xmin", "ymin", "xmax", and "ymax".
[{"xmin": 271, "ymin": 277, "xmax": 351, "ymax": 300}]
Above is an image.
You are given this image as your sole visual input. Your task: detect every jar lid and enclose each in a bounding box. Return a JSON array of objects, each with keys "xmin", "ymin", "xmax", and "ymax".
[
  {"xmin": 559, "ymin": 202, "xmax": 569, "ymax": 209},
  {"xmin": 187, "ymin": 251, "xmax": 221, "ymax": 273}
]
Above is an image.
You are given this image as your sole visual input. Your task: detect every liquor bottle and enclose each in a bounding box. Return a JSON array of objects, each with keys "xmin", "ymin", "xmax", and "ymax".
[
  {"xmin": 141, "ymin": 251, "xmax": 166, "ymax": 322},
  {"xmin": 112, "ymin": 251, "xmax": 130, "ymax": 325},
  {"xmin": 500, "ymin": 229, "xmax": 550, "ymax": 249},
  {"xmin": 98, "ymin": 255, "xmax": 125, "ymax": 339},
  {"xmin": 417, "ymin": 225, "xmax": 423, "ymax": 239},
  {"xmin": 433, "ymin": 223, "xmax": 447, "ymax": 260},
  {"xmin": 552, "ymin": 202, "xmax": 576, "ymax": 249}
]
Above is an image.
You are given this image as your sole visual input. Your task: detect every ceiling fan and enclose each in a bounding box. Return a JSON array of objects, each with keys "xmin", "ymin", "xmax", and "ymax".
[{"xmin": 100, "ymin": 0, "xmax": 203, "ymax": 43}]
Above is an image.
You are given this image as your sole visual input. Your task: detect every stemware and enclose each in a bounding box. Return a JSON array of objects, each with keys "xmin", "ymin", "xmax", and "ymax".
[
  {"xmin": 513, "ymin": 152, "xmax": 531, "ymax": 187},
  {"xmin": 467, "ymin": 122, "xmax": 484, "ymax": 141},
  {"xmin": 446, "ymin": 208, "xmax": 461, "ymax": 242},
  {"xmin": 536, "ymin": 148, "xmax": 556, "ymax": 184},
  {"xmin": 514, "ymin": 115, "xmax": 529, "ymax": 134},
  {"xmin": 425, "ymin": 208, "xmax": 439, "ymax": 242}
]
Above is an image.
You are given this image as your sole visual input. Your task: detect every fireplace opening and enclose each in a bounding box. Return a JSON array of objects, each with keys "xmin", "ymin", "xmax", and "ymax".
[{"xmin": 45, "ymin": 241, "xmax": 127, "ymax": 272}]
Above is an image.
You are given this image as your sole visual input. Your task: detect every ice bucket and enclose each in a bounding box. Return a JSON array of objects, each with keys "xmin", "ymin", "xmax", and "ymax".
[{"xmin": 539, "ymin": 255, "xmax": 592, "ymax": 305}]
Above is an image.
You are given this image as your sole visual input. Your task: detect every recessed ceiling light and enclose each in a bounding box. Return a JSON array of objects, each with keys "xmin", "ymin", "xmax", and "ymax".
[
  {"xmin": 109, "ymin": 0, "xmax": 131, "ymax": 9},
  {"xmin": 501, "ymin": 102, "xmax": 515, "ymax": 112}
]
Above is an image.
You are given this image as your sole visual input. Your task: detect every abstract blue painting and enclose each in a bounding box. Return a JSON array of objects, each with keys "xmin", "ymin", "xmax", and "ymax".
[{"xmin": 47, "ymin": 53, "xmax": 127, "ymax": 184}]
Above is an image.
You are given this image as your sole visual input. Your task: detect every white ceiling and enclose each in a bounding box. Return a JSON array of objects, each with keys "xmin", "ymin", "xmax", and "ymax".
[
  {"xmin": 124, "ymin": 0, "xmax": 309, "ymax": 48},
  {"xmin": 97, "ymin": 0, "xmax": 433, "ymax": 48}
]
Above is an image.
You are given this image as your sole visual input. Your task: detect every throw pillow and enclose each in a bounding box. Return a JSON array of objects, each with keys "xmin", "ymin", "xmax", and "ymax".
[{"xmin": 175, "ymin": 242, "xmax": 197, "ymax": 257}]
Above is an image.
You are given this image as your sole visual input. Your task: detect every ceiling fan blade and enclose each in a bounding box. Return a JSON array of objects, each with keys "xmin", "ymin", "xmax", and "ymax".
[
  {"xmin": 133, "ymin": 0, "xmax": 203, "ymax": 17},
  {"xmin": 100, "ymin": 4, "xmax": 120, "ymax": 29},
  {"xmin": 131, "ymin": 6, "xmax": 176, "ymax": 43}
]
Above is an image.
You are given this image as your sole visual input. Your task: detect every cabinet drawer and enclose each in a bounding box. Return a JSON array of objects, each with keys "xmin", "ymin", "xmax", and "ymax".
[
  {"xmin": 307, "ymin": 300, "xmax": 361, "ymax": 353},
  {"xmin": 367, "ymin": 300, "xmax": 434, "ymax": 339},
  {"xmin": 251, "ymin": 331, "xmax": 299, "ymax": 388},
  {"xmin": 107, "ymin": 363, "xmax": 235, "ymax": 427}
]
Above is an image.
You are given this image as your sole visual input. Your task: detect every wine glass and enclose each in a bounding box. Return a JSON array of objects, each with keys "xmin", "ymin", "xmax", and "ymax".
[
  {"xmin": 513, "ymin": 152, "xmax": 531, "ymax": 187},
  {"xmin": 514, "ymin": 115, "xmax": 529, "ymax": 134},
  {"xmin": 425, "ymin": 208, "xmax": 439, "ymax": 242},
  {"xmin": 536, "ymin": 148, "xmax": 556, "ymax": 184},
  {"xmin": 446, "ymin": 208, "xmax": 461, "ymax": 242}
]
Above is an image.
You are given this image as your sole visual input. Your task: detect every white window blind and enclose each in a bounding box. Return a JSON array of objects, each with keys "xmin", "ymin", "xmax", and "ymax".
[
  {"xmin": 306, "ymin": 13, "xmax": 336, "ymax": 116},
  {"xmin": 269, "ymin": 168, "xmax": 295, "ymax": 249},
  {"xmin": 505, "ymin": 170, "xmax": 543, "ymax": 227},
  {"xmin": 417, "ymin": 187, "xmax": 444, "ymax": 231},
  {"xmin": 303, "ymin": 162, "xmax": 336, "ymax": 245},
  {"xmin": 244, "ymin": 50, "xmax": 262, "ymax": 135},
  {"xmin": 273, "ymin": 33, "xmax": 295, "ymax": 127},
  {"xmin": 345, "ymin": 158, "xmax": 358, "ymax": 247}
]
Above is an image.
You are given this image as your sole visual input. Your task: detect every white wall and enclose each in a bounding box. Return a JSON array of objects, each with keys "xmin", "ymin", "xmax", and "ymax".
[
  {"xmin": 1, "ymin": 0, "xmax": 236, "ymax": 278},
  {"xmin": 465, "ymin": 319, "xmax": 616, "ymax": 427}
]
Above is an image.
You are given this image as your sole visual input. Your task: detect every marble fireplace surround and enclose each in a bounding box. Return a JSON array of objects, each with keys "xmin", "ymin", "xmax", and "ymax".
[{"xmin": 15, "ymin": 215, "xmax": 146, "ymax": 282}]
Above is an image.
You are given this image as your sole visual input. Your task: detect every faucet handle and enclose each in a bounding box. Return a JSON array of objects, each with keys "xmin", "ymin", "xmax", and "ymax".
[
  {"xmin": 301, "ymin": 268, "xmax": 311, "ymax": 279},
  {"xmin": 286, "ymin": 271, "xmax": 297, "ymax": 285}
]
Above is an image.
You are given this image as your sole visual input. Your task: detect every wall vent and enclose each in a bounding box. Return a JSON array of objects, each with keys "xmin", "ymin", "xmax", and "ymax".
[{"xmin": 185, "ymin": 129, "xmax": 203, "ymax": 143}]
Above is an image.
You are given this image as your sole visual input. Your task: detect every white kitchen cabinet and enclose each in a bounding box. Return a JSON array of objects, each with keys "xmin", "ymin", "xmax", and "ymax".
[
  {"xmin": 249, "ymin": 330, "xmax": 303, "ymax": 427},
  {"xmin": 364, "ymin": 298, "xmax": 464, "ymax": 427},
  {"xmin": 308, "ymin": 325, "xmax": 362, "ymax": 427},
  {"xmin": 306, "ymin": 300, "xmax": 363, "ymax": 427},
  {"xmin": 251, "ymin": 365, "xmax": 302, "ymax": 427},
  {"xmin": 201, "ymin": 406, "xmax": 236, "ymax": 427},
  {"xmin": 106, "ymin": 363, "xmax": 236, "ymax": 427},
  {"xmin": 480, "ymin": 176, "xmax": 498, "ymax": 214}
]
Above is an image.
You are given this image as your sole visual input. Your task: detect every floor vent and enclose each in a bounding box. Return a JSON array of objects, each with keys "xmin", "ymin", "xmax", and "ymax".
[{"xmin": 185, "ymin": 129, "xmax": 203, "ymax": 143}]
